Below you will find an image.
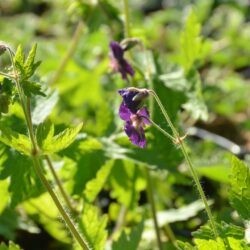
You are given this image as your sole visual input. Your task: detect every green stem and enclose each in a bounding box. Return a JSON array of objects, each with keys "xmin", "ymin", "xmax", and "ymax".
[
  {"xmin": 7, "ymin": 49, "xmax": 37, "ymax": 150},
  {"xmin": 8, "ymin": 48, "xmax": 90, "ymax": 249},
  {"xmin": 164, "ymin": 224, "xmax": 177, "ymax": 247},
  {"xmin": 45, "ymin": 155, "xmax": 77, "ymax": 215},
  {"xmin": 108, "ymin": 205, "xmax": 127, "ymax": 241},
  {"xmin": 26, "ymin": 97, "xmax": 38, "ymax": 152},
  {"xmin": 32, "ymin": 157, "xmax": 89, "ymax": 249},
  {"xmin": 148, "ymin": 118, "xmax": 175, "ymax": 141},
  {"xmin": 149, "ymin": 90, "xmax": 219, "ymax": 239},
  {"xmin": 49, "ymin": 21, "xmax": 84, "ymax": 85},
  {"xmin": 145, "ymin": 168, "xmax": 163, "ymax": 250},
  {"xmin": 0, "ymin": 71, "xmax": 15, "ymax": 79},
  {"xmin": 123, "ymin": 0, "xmax": 131, "ymax": 38}
]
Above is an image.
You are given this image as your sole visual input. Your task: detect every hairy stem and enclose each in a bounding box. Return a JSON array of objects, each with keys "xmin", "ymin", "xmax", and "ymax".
[
  {"xmin": 49, "ymin": 21, "xmax": 84, "ymax": 85},
  {"xmin": 148, "ymin": 118, "xmax": 175, "ymax": 141},
  {"xmin": 123, "ymin": 0, "xmax": 131, "ymax": 38},
  {"xmin": 45, "ymin": 155, "xmax": 77, "ymax": 215},
  {"xmin": 164, "ymin": 224, "xmax": 177, "ymax": 247},
  {"xmin": 149, "ymin": 90, "xmax": 219, "ymax": 238},
  {"xmin": 145, "ymin": 168, "xmax": 163, "ymax": 250},
  {"xmin": 32, "ymin": 157, "xmax": 89, "ymax": 249},
  {"xmin": 8, "ymin": 48, "xmax": 90, "ymax": 249}
]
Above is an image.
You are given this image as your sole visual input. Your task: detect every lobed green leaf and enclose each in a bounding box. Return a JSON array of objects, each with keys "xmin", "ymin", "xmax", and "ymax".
[
  {"xmin": 229, "ymin": 156, "xmax": 250, "ymax": 221},
  {"xmin": 112, "ymin": 220, "xmax": 144, "ymax": 250},
  {"xmin": 37, "ymin": 122, "xmax": 83, "ymax": 154},
  {"xmin": 84, "ymin": 160, "xmax": 113, "ymax": 202},
  {"xmin": 0, "ymin": 126, "xmax": 31, "ymax": 155},
  {"xmin": 79, "ymin": 203, "xmax": 107, "ymax": 250}
]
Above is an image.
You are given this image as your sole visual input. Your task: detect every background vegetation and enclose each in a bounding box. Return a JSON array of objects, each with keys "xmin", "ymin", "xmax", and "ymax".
[{"xmin": 0, "ymin": 0, "xmax": 249, "ymax": 249}]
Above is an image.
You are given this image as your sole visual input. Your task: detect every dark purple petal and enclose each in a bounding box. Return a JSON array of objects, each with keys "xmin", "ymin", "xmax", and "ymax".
[
  {"xmin": 124, "ymin": 121, "xmax": 146, "ymax": 148},
  {"xmin": 110, "ymin": 41, "xmax": 124, "ymax": 61},
  {"xmin": 137, "ymin": 107, "xmax": 150, "ymax": 125},
  {"xmin": 120, "ymin": 59, "xmax": 134, "ymax": 78},
  {"xmin": 109, "ymin": 41, "xmax": 134, "ymax": 80},
  {"xmin": 119, "ymin": 102, "xmax": 131, "ymax": 121},
  {"xmin": 118, "ymin": 89, "xmax": 141, "ymax": 113}
]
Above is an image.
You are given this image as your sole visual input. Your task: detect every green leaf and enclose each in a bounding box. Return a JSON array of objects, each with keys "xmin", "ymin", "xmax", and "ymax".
[
  {"xmin": 112, "ymin": 220, "xmax": 144, "ymax": 250},
  {"xmin": 37, "ymin": 122, "xmax": 83, "ymax": 154},
  {"xmin": 109, "ymin": 160, "xmax": 146, "ymax": 208},
  {"xmin": 14, "ymin": 45, "xmax": 25, "ymax": 76},
  {"xmin": 23, "ymin": 193, "xmax": 71, "ymax": 244},
  {"xmin": 183, "ymin": 69, "xmax": 208, "ymax": 121},
  {"xmin": 0, "ymin": 126, "xmax": 31, "ymax": 155},
  {"xmin": 194, "ymin": 238, "xmax": 226, "ymax": 250},
  {"xmin": 193, "ymin": 222, "xmax": 245, "ymax": 240},
  {"xmin": 0, "ymin": 145, "xmax": 43, "ymax": 206},
  {"xmin": 0, "ymin": 78, "xmax": 14, "ymax": 115},
  {"xmin": 192, "ymin": 222, "xmax": 248, "ymax": 249},
  {"xmin": 0, "ymin": 208, "xmax": 18, "ymax": 240},
  {"xmin": 178, "ymin": 10, "xmax": 203, "ymax": 73},
  {"xmin": 21, "ymin": 80, "xmax": 45, "ymax": 97},
  {"xmin": 59, "ymin": 136, "xmax": 107, "ymax": 195},
  {"xmin": 0, "ymin": 241, "xmax": 22, "ymax": 250},
  {"xmin": 182, "ymin": 93, "xmax": 208, "ymax": 121},
  {"xmin": 229, "ymin": 156, "xmax": 250, "ymax": 220},
  {"xmin": 31, "ymin": 90, "xmax": 58, "ymax": 125},
  {"xmin": 24, "ymin": 44, "xmax": 41, "ymax": 79},
  {"xmin": 84, "ymin": 160, "xmax": 113, "ymax": 202},
  {"xmin": 79, "ymin": 203, "xmax": 107, "ymax": 250},
  {"xmin": 0, "ymin": 179, "xmax": 9, "ymax": 213},
  {"xmin": 14, "ymin": 44, "xmax": 44, "ymax": 97},
  {"xmin": 176, "ymin": 241, "xmax": 194, "ymax": 250}
]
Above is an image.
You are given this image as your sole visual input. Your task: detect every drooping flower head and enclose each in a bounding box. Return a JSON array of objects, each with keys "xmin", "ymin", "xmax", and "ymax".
[
  {"xmin": 118, "ymin": 87, "xmax": 149, "ymax": 113},
  {"xmin": 118, "ymin": 88, "xmax": 150, "ymax": 148},
  {"xmin": 109, "ymin": 41, "xmax": 134, "ymax": 80},
  {"xmin": 119, "ymin": 102, "xmax": 150, "ymax": 148}
]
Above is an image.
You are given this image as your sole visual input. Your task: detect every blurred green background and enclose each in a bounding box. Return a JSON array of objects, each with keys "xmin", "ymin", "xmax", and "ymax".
[{"xmin": 0, "ymin": 0, "xmax": 250, "ymax": 249}]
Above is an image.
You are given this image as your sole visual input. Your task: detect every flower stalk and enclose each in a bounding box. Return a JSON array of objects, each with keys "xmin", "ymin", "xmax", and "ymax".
[
  {"xmin": 149, "ymin": 89, "xmax": 219, "ymax": 238},
  {"xmin": 145, "ymin": 168, "xmax": 163, "ymax": 250},
  {"xmin": 7, "ymin": 47, "xmax": 90, "ymax": 249},
  {"xmin": 123, "ymin": 0, "xmax": 131, "ymax": 38}
]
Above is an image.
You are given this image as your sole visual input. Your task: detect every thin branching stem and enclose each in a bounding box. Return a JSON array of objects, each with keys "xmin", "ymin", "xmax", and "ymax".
[
  {"xmin": 123, "ymin": 0, "xmax": 131, "ymax": 38},
  {"xmin": 7, "ymin": 48, "xmax": 90, "ymax": 249},
  {"xmin": 145, "ymin": 168, "xmax": 163, "ymax": 250},
  {"xmin": 149, "ymin": 89, "xmax": 219, "ymax": 239},
  {"xmin": 32, "ymin": 157, "xmax": 89, "ymax": 249},
  {"xmin": 45, "ymin": 155, "xmax": 77, "ymax": 215}
]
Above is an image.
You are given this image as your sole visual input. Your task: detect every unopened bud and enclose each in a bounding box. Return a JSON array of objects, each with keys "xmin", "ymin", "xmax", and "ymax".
[
  {"xmin": 120, "ymin": 38, "xmax": 141, "ymax": 51},
  {"xmin": 132, "ymin": 88, "xmax": 149, "ymax": 102},
  {"xmin": 0, "ymin": 44, "xmax": 7, "ymax": 56}
]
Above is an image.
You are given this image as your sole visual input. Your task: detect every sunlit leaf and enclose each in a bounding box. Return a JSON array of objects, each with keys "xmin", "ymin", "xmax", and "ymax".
[
  {"xmin": 32, "ymin": 90, "xmax": 58, "ymax": 125},
  {"xmin": 112, "ymin": 220, "xmax": 144, "ymax": 250},
  {"xmin": 0, "ymin": 126, "xmax": 31, "ymax": 155},
  {"xmin": 79, "ymin": 203, "xmax": 107, "ymax": 250},
  {"xmin": 23, "ymin": 193, "xmax": 71, "ymax": 244},
  {"xmin": 38, "ymin": 122, "xmax": 83, "ymax": 154},
  {"xmin": 0, "ymin": 241, "xmax": 22, "ymax": 250},
  {"xmin": 229, "ymin": 156, "xmax": 250, "ymax": 220},
  {"xmin": 84, "ymin": 160, "xmax": 113, "ymax": 202},
  {"xmin": 109, "ymin": 160, "xmax": 146, "ymax": 208}
]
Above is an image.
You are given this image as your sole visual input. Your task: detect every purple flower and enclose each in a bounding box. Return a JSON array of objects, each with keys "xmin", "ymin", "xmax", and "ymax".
[
  {"xmin": 118, "ymin": 88, "xmax": 149, "ymax": 114},
  {"xmin": 119, "ymin": 102, "xmax": 150, "ymax": 148},
  {"xmin": 109, "ymin": 41, "xmax": 134, "ymax": 80}
]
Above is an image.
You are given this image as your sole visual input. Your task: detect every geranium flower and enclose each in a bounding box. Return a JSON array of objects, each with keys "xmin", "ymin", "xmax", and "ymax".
[
  {"xmin": 109, "ymin": 41, "xmax": 134, "ymax": 80},
  {"xmin": 118, "ymin": 88, "xmax": 149, "ymax": 113},
  {"xmin": 119, "ymin": 102, "xmax": 150, "ymax": 148}
]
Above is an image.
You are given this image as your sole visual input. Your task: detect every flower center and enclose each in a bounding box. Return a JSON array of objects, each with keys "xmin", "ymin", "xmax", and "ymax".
[{"xmin": 130, "ymin": 114, "xmax": 144, "ymax": 129}]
